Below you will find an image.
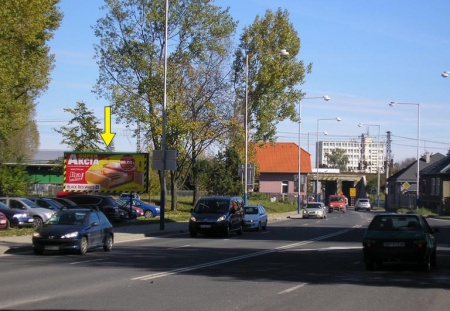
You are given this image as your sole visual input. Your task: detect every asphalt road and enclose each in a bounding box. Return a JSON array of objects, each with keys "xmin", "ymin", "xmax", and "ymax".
[{"xmin": 1, "ymin": 209, "xmax": 450, "ymax": 311}]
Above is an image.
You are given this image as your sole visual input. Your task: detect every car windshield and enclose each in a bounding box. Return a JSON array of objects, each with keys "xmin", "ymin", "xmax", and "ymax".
[
  {"xmin": 244, "ymin": 207, "xmax": 258, "ymax": 214},
  {"xmin": 359, "ymin": 199, "xmax": 369, "ymax": 203},
  {"xmin": 47, "ymin": 211, "xmax": 88, "ymax": 225},
  {"xmin": 22, "ymin": 199, "xmax": 40, "ymax": 208},
  {"xmin": 329, "ymin": 197, "xmax": 344, "ymax": 202},
  {"xmin": 306, "ymin": 204, "xmax": 322, "ymax": 209},
  {"xmin": 368, "ymin": 216, "xmax": 422, "ymax": 231},
  {"xmin": 194, "ymin": 200, "xmax": 230, "ymax": 214}
]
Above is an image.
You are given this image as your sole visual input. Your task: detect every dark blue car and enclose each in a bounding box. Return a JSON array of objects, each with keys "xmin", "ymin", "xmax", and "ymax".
[
  {"xmin": 32, "ymin": 208, "xmax": 114, "ymax": 255},
  {"xmin": 0, "ymin": 202, "xmax": 34, "ymax": 228}
]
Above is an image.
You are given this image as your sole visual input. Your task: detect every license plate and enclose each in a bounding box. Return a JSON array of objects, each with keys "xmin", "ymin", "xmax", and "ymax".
[
  {"xmin": 384, "ymin": 242, "xmax": 405, "ymax": 247},
  {"xmin": 28, "ymin": 219, "xmax": 34, "ymax": 223},
  {"xmin": 0, "ymin": 220, "xmax": 6, "ymax": 224},
  {"xmin": 200, "ymin": 224, "xmax": 211, "ymax": 229},
  {"xmin": 45, "ymin": 246, "xmax": 59, "ymax": 250}
]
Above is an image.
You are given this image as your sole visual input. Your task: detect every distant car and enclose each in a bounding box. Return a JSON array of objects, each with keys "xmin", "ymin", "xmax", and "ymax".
[
  {"xmin": 28, "ymin": 197, "xmax": 65, "ymax": 211},
  {"xmin": 119, "ymin": 198, "xmax": 160, "ymax": 218},
  {"xmin": 302, "ymin": 202, "xmax": 327, "ymax": 219},
  {"xmin": 0, "ymin": 197, "xmax": 55, "ymax": 228},
  {"xmin": 119, "ymin": 192, "xmax": 140, "ymax": 200},
  {"xmin": 189, "ymin": 196, "xmax": 244, "ymax": 238},
  {"xmin": 363, "ymin": 213, "xmax": 439, "ymax": 271},
  {"xmin": 328, "ymin": 195, "xmax": 347, "ymax": 213},
  {"xmin": 355, "ymin": 198, "xmax": 371, "ymax": 211},
  {"xmin": 66, "ymin": 195, "xmax": 121, "ymax": 222},
  {"xmin": 0, "ymin": 202, "xmax": 34, "ymax": 229},
  {"xmin": 370, "ymin": 199, "xmax": 385, "ymax": 209},
  {"xmin": 116, "ymin": 199, "xmax": 144, "ymax": 218},
  {"xmin": 0, "ymin": 212, "xmax": 8, "ymax": 230},
  {"xmin": 32, "ymin": 208, "xmax": 114, "ymax": 255},
  {"xmin": 243, "ymin": 205, "xmax": 268, "ymax": 231}
]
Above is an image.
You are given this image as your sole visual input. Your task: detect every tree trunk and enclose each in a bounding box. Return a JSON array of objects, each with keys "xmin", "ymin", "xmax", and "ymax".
[{"xmin": 170, "ymin": 171, "xmax": 177, "ymax": 211}]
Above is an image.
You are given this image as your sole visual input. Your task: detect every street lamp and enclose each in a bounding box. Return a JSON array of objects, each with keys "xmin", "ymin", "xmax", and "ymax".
[
  {"xmin": 316, "ymin": 117, "xmax": 341, "ymax": 201},
  {"xmin": 389, "ymin": 101, "xmax": 420, "ymax": 208},
  {"xmin": 244, "ymin": 49, "xmax": 289, "ymax": 205},
  {"xmin": 296, "ymin": 96, "xmax": 330, "ymax": 214},
  {"xmin": 442, "ymin": 71, "xmax": 450, "ymax": 78},
  {"xmin": 308, "ymin": 131, "xmax": 328, "ymax": 152},
  {"xmin": 358, "ymin": 123, "xmax": 381, "ymax": 209}
]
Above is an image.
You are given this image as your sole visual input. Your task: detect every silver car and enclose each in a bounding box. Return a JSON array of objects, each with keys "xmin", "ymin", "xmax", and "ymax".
[
  {"xmin": 302, "ymin": 202, "xmax": 327, "ymax": 219},
  {"xmin": 355, "ymin": 198, "xmax": 371, "ymax": 211},
  {"xmin": 0, "ymin": 197, "xmax": 55, "ymax": 227},
  {"xmin": 243, "ymin": 205, "xmax": 268, "ymax": 231}
]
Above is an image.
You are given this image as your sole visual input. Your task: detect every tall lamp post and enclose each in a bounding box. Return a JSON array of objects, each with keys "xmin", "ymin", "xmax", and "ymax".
[
  {"xmin": 244, "ymin": 49, "xmax": 290, "ymax": 206},
  {"xmin": 358, "ymin": 123, "xmax": 381, "ymax": 208},
  {"xmin": 389, "ymin": 102, "xmax": 420, "ymax": 208},
  {"xmin": 316, "ymin": 117, "xmax": 341, "ymax": 201},
  {"xmin": 296, "ymin": 96, "xmax": 330, "ymax": 214}
]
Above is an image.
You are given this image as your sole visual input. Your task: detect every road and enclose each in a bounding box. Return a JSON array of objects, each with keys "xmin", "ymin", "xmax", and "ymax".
[{"xmin": 1, "ymin": 209, "xmax": 450, "ymax": 311}]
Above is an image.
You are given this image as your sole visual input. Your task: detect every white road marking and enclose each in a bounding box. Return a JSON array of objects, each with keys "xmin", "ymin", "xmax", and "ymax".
[
  {"xmin": 133, "ymin": 225, "xmax": 361, "ymax": 281},
  {"xmin": 278, "ymin": 283, "xmax": 307, "ymax": 294}
]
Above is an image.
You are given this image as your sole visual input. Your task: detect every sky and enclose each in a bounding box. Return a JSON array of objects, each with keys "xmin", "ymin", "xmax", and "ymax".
[{"xmin": 36, "ymin": 0, "xmax": 450, "ymax": 163}]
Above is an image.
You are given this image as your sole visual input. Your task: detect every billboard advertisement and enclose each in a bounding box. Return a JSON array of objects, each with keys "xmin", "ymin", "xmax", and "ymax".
[{"xmin": 63, "ymin": 152, "xmax": 149, "ymax": 193}]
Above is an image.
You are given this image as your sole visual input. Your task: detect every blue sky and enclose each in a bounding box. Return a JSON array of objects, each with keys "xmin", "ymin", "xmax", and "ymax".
[{"xmin": 37, "ymin": 0, "xmax": 450, "ymax": 163}]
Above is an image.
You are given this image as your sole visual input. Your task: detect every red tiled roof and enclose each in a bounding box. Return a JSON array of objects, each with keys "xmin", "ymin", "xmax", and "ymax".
[{"xmin": 254, "ymin": 142, "xmax": 312, "ymax": 173}]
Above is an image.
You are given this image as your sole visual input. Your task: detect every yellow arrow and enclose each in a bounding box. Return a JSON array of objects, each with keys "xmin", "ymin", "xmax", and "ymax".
[{"xmin": 101, "ymin": 106, "xmax": 116, "ymax": 146}]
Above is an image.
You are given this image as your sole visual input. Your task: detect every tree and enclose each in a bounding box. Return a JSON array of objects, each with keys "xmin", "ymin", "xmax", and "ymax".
[
  {"xmin": 0, "ymin": 163, "xmax": 31, "ymax": 196},
  {"xmin": 207, "ymin": 147, "xmax": 242, "ymax": 196},
  {"xmin": 54, "ymin": 102, "xmax": 105, "ymax": 152},
  {"xmin": 93, "ymin": 0, "xmax": 237, "ymax": 208},
  {"xmin": 325, "ymin": 148, "xmax": 349, "ymax": 171},
  {"xmin": 0, "ymin": 0, "xmax": 62, "ymax": 161}
]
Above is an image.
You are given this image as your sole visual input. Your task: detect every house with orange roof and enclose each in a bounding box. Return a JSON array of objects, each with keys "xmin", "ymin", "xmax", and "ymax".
[{"xmin": 254, "ymin": 142, "xmax": 312, "ymax": 201}]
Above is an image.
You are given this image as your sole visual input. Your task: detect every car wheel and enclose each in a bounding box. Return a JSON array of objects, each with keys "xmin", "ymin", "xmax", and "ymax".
[
  {"xmin": 103, "ymin": 234, "xmax": 113, "ymax": 252},
  {"xmin": 263, "ymin": 222, "xmax": 267, "ymax": 230},
  {"xmin": 422, "ymin": 255, "xmax": 432, "ymax": 271},
  {"xmin": 33, "ymin": 217, "xmax": 43, "ymax": 228},
  {"xmin": 257, "ymin": 222, "xmax": 262, "ymax": 232},
  {"xmin": 144, "ymin": 210, "xmax": 154, "ymax": 218},
  {"xmin": 33, "ymin": 248, "xmax": 44, "ymax": 255},
  {"xmin": 6, "ymin": 219, "xmax": 10, "ymax": 229},
  {"xmin": 224, "ymin": 225, "xmax": 231, "ymax": 238},
  {"xmin": 78, "ymin": 236, "xmax": 88, "ymax": 255},
  {"xmin": 189, "ymin": 231, "xmax": 197, "ymax": 237}
]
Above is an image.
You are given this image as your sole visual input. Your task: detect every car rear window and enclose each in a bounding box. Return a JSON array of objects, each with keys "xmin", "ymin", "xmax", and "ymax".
[
  {"xmin": 369, "ymin": 216, "xmax": 421, "ymax": 231},
  {"xmin": 244, "ymin": 207, "xmax": 258, "ymax": 214}
]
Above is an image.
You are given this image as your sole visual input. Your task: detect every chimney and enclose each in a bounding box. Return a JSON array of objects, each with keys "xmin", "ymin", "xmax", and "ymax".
[{"xmin": 425, "ymin": 152, "xmax": 431, "ymax": 163}]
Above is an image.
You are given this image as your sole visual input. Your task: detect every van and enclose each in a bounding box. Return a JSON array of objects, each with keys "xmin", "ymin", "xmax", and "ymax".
[
  {"xmin": 328, "ymin": 195, "xmax": 347, "ymax": 213},
  {"xmin": 189, "ymin": 196, "xmax": 244, "ymax": 237}
]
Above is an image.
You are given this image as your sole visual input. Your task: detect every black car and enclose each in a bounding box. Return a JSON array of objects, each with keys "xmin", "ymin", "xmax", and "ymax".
[
  {"xmin": 32, "ymin": 208, "xmax": 114, "ymax": 255},
  {"xmin": 28, "ymin": 197, "xmax": 65, "ymax": 211},
  {"xmin": 47, "ymin": 197, "xmax": 79, "ymax": 208},
  {"xmin": 363, "ymin": 213, "xmax": 439, "ymax": 271},
  {"xmin": 0, "ymin": 202, "xmax": 35, "ymax": 228},
  {"xmin": 189, "ymin": 196, "xmax": 244, "ymax": 237},
  {"xmin": 65, "ymin": 195, "xmax": 121, "ymax": 221}
]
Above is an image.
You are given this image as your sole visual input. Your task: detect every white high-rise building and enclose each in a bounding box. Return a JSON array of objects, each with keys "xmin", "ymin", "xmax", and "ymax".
[{"xmin": 318, "ymin": 135, "xmax": 385, "ymax": 173}]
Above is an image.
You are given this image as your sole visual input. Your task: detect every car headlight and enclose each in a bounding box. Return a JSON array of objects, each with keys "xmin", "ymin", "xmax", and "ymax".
[
  {"xmin": 45, "ymin": 213, "xmax": 53, "ymax": 218},
  {"xmin": 217, "ymin": 215, "xmax": 226, "ymax": 222},
  {"xmin": 155, "ymin": 207, "xmax": 160, "ymax": 211},
  {"xmin": 190, "ymin": 216, "xmax": 196, "ymax": 222},
  {"xmin": 13, "ymin": 213, "xmax": 28, "ymax": 218},
  {"xmin": 62, "ymin": 231, "xmax": 79, "ymax": 239},
  {"xmin": 33, "ymin": 232, "xmax": 41, "ymax": 238}
]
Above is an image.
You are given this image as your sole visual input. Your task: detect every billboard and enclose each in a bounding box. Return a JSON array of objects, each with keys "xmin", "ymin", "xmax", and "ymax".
[{"xmin": 63, "ymin": 152, "xmax": 149, "ymax": 193}]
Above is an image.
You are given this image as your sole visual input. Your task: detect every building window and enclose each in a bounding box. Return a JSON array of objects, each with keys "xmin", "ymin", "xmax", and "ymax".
[{"xmin": 282, "ymin": 181, "xmax": 288, "ymax": 194}]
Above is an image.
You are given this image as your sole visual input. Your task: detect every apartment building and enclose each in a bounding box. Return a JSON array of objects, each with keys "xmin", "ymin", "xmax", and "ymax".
[{"xmin": 318, "ymin": 135, "xmax": 385, "ymax": 173}]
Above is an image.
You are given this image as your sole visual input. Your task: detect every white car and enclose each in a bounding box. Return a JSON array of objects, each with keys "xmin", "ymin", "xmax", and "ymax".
[
  {"xmin": 302, "ymin": 202, "xmax": 327, "ymax": 219},
  {"xmin": 243, "ymin": 205, "xmax": 268, "ymax": 231},
  {"xmin": 355, "ymin": 198, "xmax": 371, "ymax": 211}
]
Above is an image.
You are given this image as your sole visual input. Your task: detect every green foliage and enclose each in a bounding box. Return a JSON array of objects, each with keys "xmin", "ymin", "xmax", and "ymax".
[
  {"xmin": 207, "ymin": 147, "xmax": 242, "ymax": 196},
  {"xmin": 325, "ymin": 148, "xmax": 349, "ymax": 171},
  {"xmin": 53, "ymin": 102, "xmax": 106, "ymax": 152},
  {"xmin": 0, "ymin": 164, "xmax": 32, "ymax": 196},
  {"xmin": 0, "ymin": 0, "xmax": 62, "ymax": 160}
]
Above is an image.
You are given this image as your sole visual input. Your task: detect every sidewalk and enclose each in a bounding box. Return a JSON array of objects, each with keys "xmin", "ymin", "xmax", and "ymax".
[{"xmin": 0, "ymin": 212, "xmax": 300, "ymax": 255}]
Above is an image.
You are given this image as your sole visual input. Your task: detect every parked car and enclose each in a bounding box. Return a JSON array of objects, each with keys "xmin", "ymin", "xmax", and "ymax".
[
  {"xmin": 118, "ymin": 198, "xmax": 160, "ymax": 218},
  {"xmin": 28, "ymin": 197, "xmax": 65, "ymax": 211},
  {"xmin": 0, "ymin": 197, "xmax": 55, "ymax": 227},
  {"xmin": 302, "ymin": 202, "xmax": 327, "ymax": 219},
  {"xmin": 119, "ymin": 192, "xmax": 140, "ymax": 200},
  {"xmin": 370, "ymin": 199, "xmax": 386, "ymax": 209},
  {"xmin": 243, "ymin": 204, "xmax": 268, "ymax": 231},
  {"xmin": 363, "ymin": 213, "xmax": 439, "ymax": 271},
  {"xmin": 65, "ymin": 195, "xmax": 120, "ymax": 222},
  {"xmin": 189, "ymin": 196, "xmax": 244, "ymax": 238},
  {"xmin": 32, "ymin": 208, "xmax": 114, "ymax": 255},
  {"xmin": 355, "ymin": 198, "xmax": 371, "ymax": 211},
  {"xmin": 0, "ymin": 202, "xmax": 34, "ymax": 229},
  {"xmin": 0, "ymin": 212, "xmax": 8, "ymax": 230},
  {"xmin": 48, "ymin": 197, "xmax": 79, "ymax": 208}
]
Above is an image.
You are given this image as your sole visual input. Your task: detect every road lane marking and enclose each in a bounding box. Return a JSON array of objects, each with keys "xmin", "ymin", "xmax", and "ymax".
[
  {"xmin": 132, "ymin": 226, "xmax": 361, "ymax": 281},
  {"xmin": 278, "ymin": 283, "xmax": 307, "ymax": 294}
]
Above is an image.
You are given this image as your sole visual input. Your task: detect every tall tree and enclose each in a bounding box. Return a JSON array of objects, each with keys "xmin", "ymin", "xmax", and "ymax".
[
  {"xmin": 54, "ymin": 102, "xmax": 105, "ymax": 152},
  {"xmin": 207, "ymin": 147, "xmax": 242, "ymax": 196},
  {"xmin": 93, "ymin": 0, "xmax": 237, "ymax": 208},
  {"xmin": 325, "ymin": 148, "xmax": 349, "ymax": 171},
  {"xmin": 0, "ymin": 0, "xmax": 62, "ymax": 161}
]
